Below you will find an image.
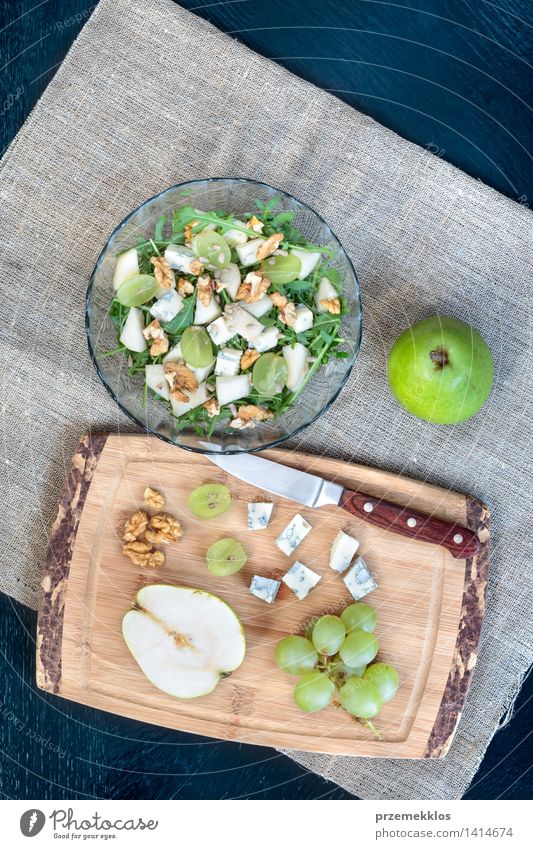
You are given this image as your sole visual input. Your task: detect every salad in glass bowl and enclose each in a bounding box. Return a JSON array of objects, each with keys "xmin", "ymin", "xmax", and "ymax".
[{"xmin": 87, "ymin": 179, "xmax": 361, "ymax": 453}]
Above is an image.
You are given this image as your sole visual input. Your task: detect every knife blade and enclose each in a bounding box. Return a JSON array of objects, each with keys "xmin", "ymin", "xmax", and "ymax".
[{"xmin": 205, "ymin": 451, "xmax": 480, "ymax": 560}]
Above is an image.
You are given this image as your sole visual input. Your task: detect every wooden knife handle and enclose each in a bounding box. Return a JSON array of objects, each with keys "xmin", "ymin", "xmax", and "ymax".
[{"xmin": 339, "ymin": 488, "xmax": 480, "ymax": 560}]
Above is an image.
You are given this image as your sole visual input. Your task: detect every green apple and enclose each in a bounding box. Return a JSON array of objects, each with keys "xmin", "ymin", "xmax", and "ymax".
[
  {"xmin": 122, "ymin": 585, "xmax": 246, "ymax": 698},
  {"xmin": 387, "ymin": 317, "xmax": 493, "ymax": 424}
]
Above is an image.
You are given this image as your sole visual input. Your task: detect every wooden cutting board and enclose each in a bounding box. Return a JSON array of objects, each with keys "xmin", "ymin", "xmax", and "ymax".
[{"xmin": 36, "ymin": 433, "xmax": 489, "ymax": 758}]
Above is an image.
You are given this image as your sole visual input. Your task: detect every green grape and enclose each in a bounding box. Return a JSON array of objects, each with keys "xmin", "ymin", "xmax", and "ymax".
[
  {"xmin": 191, "ymin": 230, "xmax": 231, "ymax": 268},
  {"xmin": 188, "ymin": 483, "xmax": 231, "ymax": 519},
  {"xmin": 364, "ymin": 663, "xmax": 399, "ymax": 703},
  {"xmin": 339, "ymin": 677, "xmax": 383, "ymax": 718},
  {"xmin": 339, "ymin": 628, "xmax": 379, "ymax": 668},
  {"xmin": 116, "ymin": 274, "xmax": 159, "ymax": 306},
  {"xmin": 312, "ymin": 615, "xmax": 346, "ymax": 657},
  {"xmin": 275, "ymin": 636, "xmax": 318, "ymax": 676},
  {"xmin": 294, "ymin": 672, "xmax": 335, "ymax": 713},
  {"xmin": 180, "ymin": 326, "xmax": 213, "ymax": 367},
  {"xmin": 332, "ymin": 654, "xmax": 366, "ymax": 678},
  {"xmin": 341, "ymin": 602, "xmax": 377, "ymax": 634},
  {"xmin": 252, "ymin": 353, "xmax": 288, "ymax": 396},
  {"xmin": 261, "ymin": 253, "xmax": 301, "ymax": 284},
  {"xmin": 206, "ymin": 538, "xmax": 247, "ymax": 576}
]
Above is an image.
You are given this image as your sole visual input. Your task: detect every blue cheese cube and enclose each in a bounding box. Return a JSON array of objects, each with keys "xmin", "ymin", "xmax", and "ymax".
[
  {"xmin": 329, "ymin": 530, "xmax": 360, "ymax": 573},
  {"xmin": 215, "ymin": 347, "xmax": 242, "ymax": 377},
  {"xmin": 247, "ymin": 502, "xmax": 274, "ymax": 530},
  {"xmin": 282, "ymin": 561, "xmax": 321, "ymax": 600},
  {"xmin": 251, "ymin": 326, "xmax": 280, "ymax": 352},
  {"xmin": 207, "ymin": 316, "xmax": 234, "ymax": 346},
  {"xmin": 224, "ymin": 304, "xmax": 264, "ymax": 343},
  {"xmin": 276, "ymin": 513, "xmax": 312, "ymax": 555},
  {"xmin": 249, "ymin": 575, "xmax": 280, "ymax": 604},
  {"xmin": 164, "ymin": 244, "xmax": 196, "ymax": 274},
  {"xmin": 342, "ymin": 557, "xmax": 377, "ymax": 601},
  {"xmin": 150, "ymin": 290, "xmax": 184, "ymax": 323}
]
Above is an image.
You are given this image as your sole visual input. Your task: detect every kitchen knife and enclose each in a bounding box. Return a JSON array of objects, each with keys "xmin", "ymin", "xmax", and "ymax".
[{"xmin": 205, "ymin": 451, "xmax": 480, "ymax": 560}]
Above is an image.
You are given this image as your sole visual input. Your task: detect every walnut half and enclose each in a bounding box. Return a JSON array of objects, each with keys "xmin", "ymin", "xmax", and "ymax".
[
  {"xmin": 248, "ymin": 215, "xmax": 264, "ymax": 233},
  {"xmin": 320, "ymin": 297, "xmax": 341, "ymax": 315},
  {"xmin": 282, "ymin": 302, "xmax": 297, "ymax": 326},
  {"xmin": 270, "ymin": 291, "xmax": 287, "ymax": 309},
  {"xmin": 240, "ymin": 349, "xmax": 260, "ymax": 370},
  {"xmin": 123, "ymin": 510, "xmax": 149, "ymax": 542},
  {"xmin": 204, "ymin": 397, "xmax": 220, "ymax": 417},
  {"xmin": 236, "ymin": 270, "xmax": 270, "ymax": 304},
  {"xmin": 256, "ymin": 233, "xmax": 284, "ymax": 261},
  {"xmin": 143, "ymin": 487, "xmax": 165, "ymax": 510},
  {"xmin": 184, "ymin": 220, "xmax": 199, "ymax": 244},
  {"xmin": 122, "ymin": 541, "xmax": 165, "ymax": 569},
  {"xmin": 189, "ymin": 259, "xmax": 204, "ymax": 276},
  {"xmin": 144, "ymin": 512, "xmax": 183, "ymax": 545},
  {"xmin": 197, "ymin": 274, "xmax": 213, "ymax": 306},
  {"xmin": 143, "ymin": 319, "xmax": 169, "ymax": 357},
  {"xmin": 150, "ymin": 256, "xmax": 174, "ymax": 292},
  {"xmin": 177, "ymin": 277, "xmax": 194, "ymax": 297},
  {"xmin": 230, "ymin": 404, "xmax": 273, "ymax": 430},
  {"xmin": 164, "ymin": 362, "xmax": 198, "ymax": 402}
]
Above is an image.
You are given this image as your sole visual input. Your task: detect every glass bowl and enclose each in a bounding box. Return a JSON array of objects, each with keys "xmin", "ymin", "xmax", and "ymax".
[{"xmin": 86, "ymin": 178, "xmax": 362, "ymax": 454}]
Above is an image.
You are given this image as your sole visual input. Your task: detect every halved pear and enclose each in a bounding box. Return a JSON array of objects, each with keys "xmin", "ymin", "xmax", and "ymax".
[{"xmin": 122, "ymin": 585, "xmax": 246, "ymax": 699}]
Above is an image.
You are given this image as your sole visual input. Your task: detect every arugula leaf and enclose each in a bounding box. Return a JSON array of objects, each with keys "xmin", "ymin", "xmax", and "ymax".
[
  {"xmin": 270, "ymin": 210, "xmax": 295, "ymax": 228},
  {"xmin": 240, "ymin": 386, "xmax": 294, "ymax": 418},
  {"xmin": 255, "ymin": 196, "xmax": 281, "ymax": 218},
  {"xmin": 109, "ymin": 299, "xmax": 129, "ymax": 332},
  {"xmin": 266, "ymin": 208, "xmax": 307, "ymax": 243},
  {"xmin": 171, "ymin": 204, "xmax": 196, "ymax": 236},
  {"xmin": 128, "ymin": 349, "xmax": 151, "ymax": 375},
  {"xmin": 223, "ymin": 334, "xmax": 247, "ymax": 351},
  {"xmin": 278, "ymin": 279, "xmax": 315, "ymax": 295},
  {"xmin": 320, "ymin": 265, "xmax": 342, "ymax": 289},
  {"xmin": 162, "ymin": 293, "xmax": 196, "ymax": 336},
  {"xmin": 99, "ymin": 346, "xmax": 125, "ymax": 359},
  {"xmin": 154, "ymin": 214, "xmax": 167, "ymax": 241},
  {"xmin": 171, "ymin": 401, "xmax": 232, "ymax": 438}
]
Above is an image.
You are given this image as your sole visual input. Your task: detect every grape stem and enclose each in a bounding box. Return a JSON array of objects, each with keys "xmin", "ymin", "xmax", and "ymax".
[{"xmin": 358, "ymin": 718, "xmax": 382, "ymax": 740}]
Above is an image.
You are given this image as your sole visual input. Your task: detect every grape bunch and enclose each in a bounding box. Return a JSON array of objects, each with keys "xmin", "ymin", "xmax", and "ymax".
[{"xmin": 275, "ymin": 602, "xmax": 399, "ymax": 736}]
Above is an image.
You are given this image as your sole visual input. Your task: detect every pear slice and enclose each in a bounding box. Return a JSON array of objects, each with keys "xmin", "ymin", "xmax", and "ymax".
[
  {"xmin": 122, "ymin": 585, "xmax": 246, "ymax": 699},
  {"xmin": 113, "ymin": 247, "xmax": 139, "ymax": 291}
]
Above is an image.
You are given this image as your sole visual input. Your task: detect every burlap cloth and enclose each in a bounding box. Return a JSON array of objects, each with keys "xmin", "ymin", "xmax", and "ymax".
[{"xmin": 0, "ymin": 0, "xmax": 531, "ymax": 800}]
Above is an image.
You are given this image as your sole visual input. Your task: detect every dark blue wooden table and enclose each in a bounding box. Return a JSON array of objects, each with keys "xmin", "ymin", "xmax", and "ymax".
[{"xmin": 0, "ymin": 0, "xmax": 531, "ymax": 800}]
